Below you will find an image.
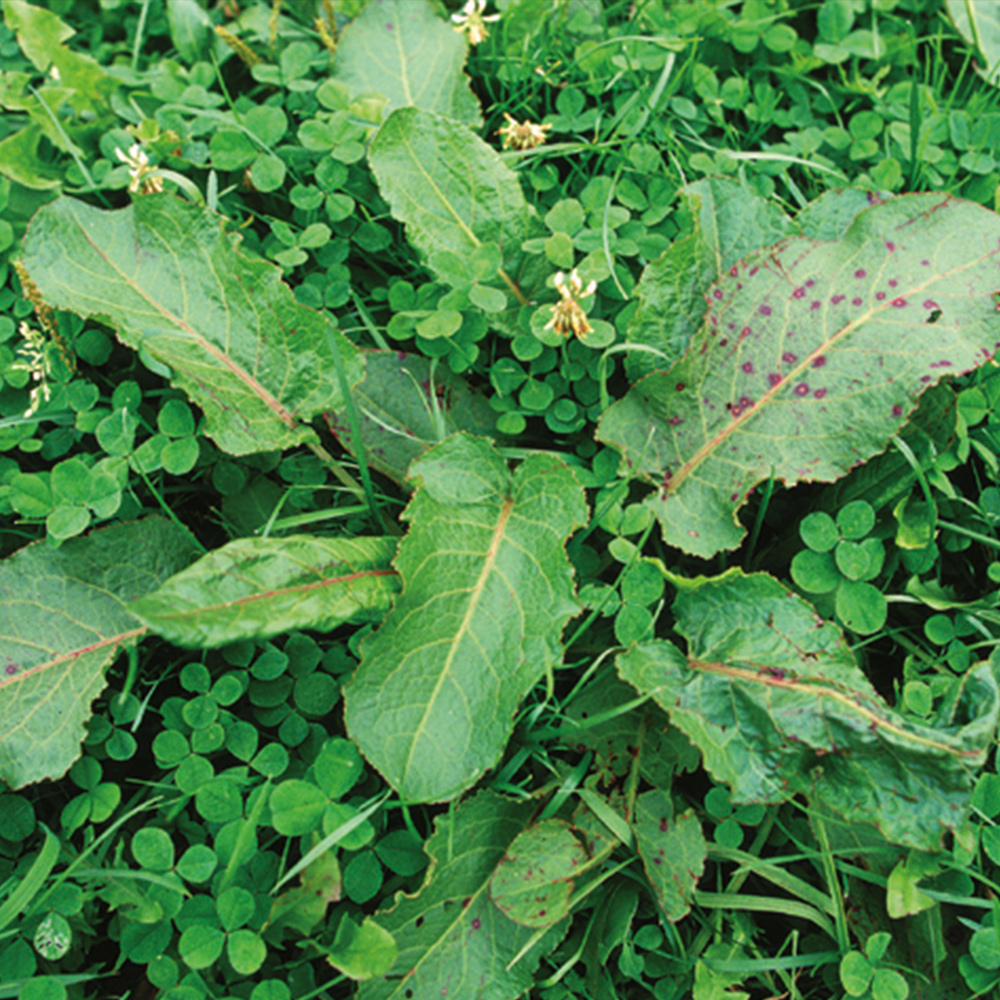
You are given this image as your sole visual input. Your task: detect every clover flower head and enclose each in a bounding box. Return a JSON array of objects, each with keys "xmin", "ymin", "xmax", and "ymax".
[
  {"xmin": 544, "ymin": 268, "xmax": 598, "ymax": 339},
  {"xmin": 12, "ymin": 322, "xmax": 53, "ymax": 417},
  {"xmin": 115, "ymin": 143, "xmax": 163, "ymax": 195},
  {"xmin": 452, "ymin": 0, "xmax": 500, "ymax": 46},
  {"xmin": 497, "ymin": 112, "xmax": 552, "ymax": 151}
]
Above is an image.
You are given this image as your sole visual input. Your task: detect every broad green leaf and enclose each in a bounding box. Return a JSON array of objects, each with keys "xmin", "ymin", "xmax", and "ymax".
[
  {"xmin": 946, "ymin": 0, "xmax": 1000, "ymax": 86},
  {"xmin": 369, "ymin": 108, "xmax": 546, "ymax": 323},
  {"xmin": 631, "ymin": 790, "xmax": 706, "ymax": 922},
  {"xmin": 490, "ymin": 819, "xmax": 587, "ymax": 928},
  {"xmin": 0, "ymin": 123, "xmax": 63, "ymax": 189},
  {"xmin": 131, "ymin": 535, "xmax": 398, "ymax": 648},
  {"xmin": 627, "ymin": 177, "xmax": 796, "ymax": 380},
  {"xmin": 325, "ymin": 350, "xmax": 497, "ymax": 487},
  {"xmin": 344, "ymin": 433, "xmax": 587, "ymax": 802},
  {"xmin": 22, "ymin": 196, "xmax": 363, "ymax": 455},
  {"xmin": 617, "ymin": 569, "xmax": 1000, "ymax": 851},
  {"xmin": 600, "ymin": 193, "xmax": 1000, "ymax": 558},
  {"xmin": 331, "ymin": 0, "xmax": 481, "ymax": 126},
  {"xmin": 326, "ymin": 916, "xmax": 397, "ymax": 981},
  {"xmin": 3, "ymin": 0, "xmax": 72, "ymax": 72},
  {"xmin": 0, "ymin": 518, "xmax": 200, "ymax": 788},
  {"xmin": 359, "ymin": 791, "xmax": 567, "ymax": 1000}
]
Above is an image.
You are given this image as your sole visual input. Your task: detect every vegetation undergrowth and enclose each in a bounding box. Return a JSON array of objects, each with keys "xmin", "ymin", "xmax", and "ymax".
[{"xmin": 8, "ymin": 1, "xmax": 1000, "ymax": 998}]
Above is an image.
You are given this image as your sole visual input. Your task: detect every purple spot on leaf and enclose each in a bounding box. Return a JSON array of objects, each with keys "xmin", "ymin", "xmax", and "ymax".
[
  {"xmin": 852, "ymin": 297, "xmax": 862, "ymax": 306},
  {"xmin": 676, "ymin": 382, "xmax": 685, "ymax": 391},
  {"xmin": 713, "ymin": 289, "xmax": 723, "ymax": 300},
  {"xmin": 767, "ymin": 372, "xmax": 781, "ymax": 386},
  {"xmin": 930, "ymin": 360, "xmax": 952, "ymax": 368},
  {"xmin": 794, "ymin": 383, "xmax": 809, "ymax": 396},
  {"xmin": 741, "ymin": 326, "xmax": 751, "ymax": 338},
  {"xmin": 386, "ymin": 21, "xmax": 393, "ymax": 28},
  {"xmin": 472, "ymin": 918, "xmax": 481, "ymax": 930},
  {"xmin": 668, "ymin": 415, "xmax": 684, "ymax": 427},
  {"xmin": 806, "ymin": 278, "xmax": 816, "ymax": 287},
  {"xmin": 742, "ymin": 361, "xmax": 755, "ymax": 374},
  {"xmin": 876, "ymin": 291, "xmax": 886, "ymax": 301},
  {"xmin": 923, "ymin": 299, "xmax": 939, "ymax": 309},
  {"xmin": 921, "ymin": 259, "xmax": 930, "ymax": 266},
  {"xmin": 892, "ymin": 404, "xmax": 903, "ymax": 417},
  {"xmin": 811, "ymin": 301, "xmax": 821, "ymax": 310},
  {"xmin": 832, "ymin": 294, "xmax": 845, "ymax": 304},
  {"xmin": 892, "ymin": 298, "xmax": 907, "ymax": 308},
  {"xmin": 793, "ymin": 287, "xmax": 805, "ymax": 298},
  {"xmin": 886, "ymin": 241, "xmax": 896, "ymax": 251},
  {"xmin": 812, "ymin": 356, "xmax": 827, "ymax": 368},
  {"xmin": 814, "ymin": 388, "xmax": 827, "ymax": 399},
  {"xmin": 854, "ymin": 269, "xmax": 866, "ymax": 279},
  {"xmin": 782, "ymin": 351, "xmax": 797, "ymax": 363},
  {"xmin": 889, "ymin": 279, "xmax": 898, "ymax": 287},
  {"xmin": 759, "ymin": 305, "xmax": 771, "ymax": 316}
]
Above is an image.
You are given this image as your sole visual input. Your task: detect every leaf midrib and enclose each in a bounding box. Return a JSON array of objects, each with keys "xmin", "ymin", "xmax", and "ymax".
[
  {"xmin": 400, "ymin": 496, "xmax": 515, "ymax": 787},
  {"xmin": 664, "ymin": 241, "xmax": 997, "ymax": 494},
  {"xmin": 69, "ymin": 204, "xmax": 299, "ymax": 430},
  {"xmin": 690, "ymin": 657, "xmax": 980, "ymax": 758}
]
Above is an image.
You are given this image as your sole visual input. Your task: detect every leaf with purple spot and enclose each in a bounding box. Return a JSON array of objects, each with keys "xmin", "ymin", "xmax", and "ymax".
[
  {"xmin": 358, "ymin": 791, "xmax": 567, "ymax": 1000},
  {"xmin": 600, "ymin": 192, "xmax": 1000, "ymax": 558},
  {"xmin": 490, "ymin": 819, "xmax": 587, "ymax": 928},
  {"xmin": 631, "ymin": 789, "xmax": 706, "ymax": 922}
]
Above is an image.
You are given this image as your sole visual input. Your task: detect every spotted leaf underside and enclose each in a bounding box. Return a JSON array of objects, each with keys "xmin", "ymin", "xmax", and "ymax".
[
  {"xmin": 599, "ymin": 192, "xmax": 1000, "ymax": 558},
  {"xmin": 617, "ymin": 569, "xmax": 1000, "ymax": 851}
]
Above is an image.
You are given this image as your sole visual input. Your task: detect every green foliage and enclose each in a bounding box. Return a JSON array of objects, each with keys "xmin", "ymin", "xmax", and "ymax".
[{"xmin": 8, "ymin": 1, "xmax": 1000, "ymax": 998}]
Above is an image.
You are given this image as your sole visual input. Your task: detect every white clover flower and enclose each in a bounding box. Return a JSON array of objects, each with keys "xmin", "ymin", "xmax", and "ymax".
[
  {"xmin": 452, "ymin": 0, "xmax": 500, "ymax": 45},
  {"xmin": 544, "ymin": 268, "xmax": 598, "ymax": 339},
  {"xmin": 115, "ymin": 143, "xmax": 164, "ymax": 195},
  {"xmin": 12, "ymin": 322, "xmax": 53, "ymax": 417},
  {"xmin": 496, "ymin": 112, "xmax": 552, "ymax": 150}
]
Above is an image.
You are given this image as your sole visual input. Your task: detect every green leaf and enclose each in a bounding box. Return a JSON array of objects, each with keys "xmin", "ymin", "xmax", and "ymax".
[
  {"xmin": 131, "ymin": 535, "xmax": 398, "ymax": 648},
  {"xmin": 626, "ymin": 176, "xmax": 796, "ymax": 379},
  {"xmin": 369, "ymin": 108, "xmax": 546, "ymax": 325},
  {"xmin": 331, "ymin": 0, "xmax": 481, "ymax": 125},
  {"xmin": 325, "ymin": 916, "xmax": 397, "ymax": 982},
  {"xmin": 599, "ymin": 193, "xmax": 1000, "ymax": 558},
  {"xmin": 2, "ymin": 0, "xmax": 73, "ymax": 72},
  {"xmin": 616, "ymin": 569, "xmax": 1000, "ymax": 851},
  {"xmin": 344, "ymin": 434, "xmax": 587, "ymax": 802},
  {"xmin": 325, "ymin": 350, "xmax": 497, "ymax": 487},
  {"xmin": 631, "ymin": 790, "xmax": 706, "ymax": 922},
  {"xmin": 490, "ymin": 819, "xmax": 587, "ymax": 927},
  {"xmin": 0, "ymin": 519, "xmax": 199, "ymax": 789},
  {"xmin": 840, "ymin": 950, "xmax": 875, "ymax": 996},
  {"xmin": 358, "ymin": 791, "xmax": 567, "ymax": 1000},
  {"xmin": 22, "ymin": 195, "xmax": 363, "ymax": 455},
  {"xmin": 0, "ymin": 123, "xmax": 63, "ymax": 189},
  {"xmin": 946, "ymin": 0, "xmax": 1000, "ymax": 86}
]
